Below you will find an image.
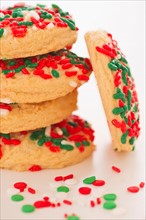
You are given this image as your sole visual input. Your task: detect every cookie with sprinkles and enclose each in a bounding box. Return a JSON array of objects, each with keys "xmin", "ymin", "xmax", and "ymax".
[
  {"xmin": 0, "ymin": 90, "xmax": 77, "ymax": 133},
  {"xmin": 0, "ymin": 3, "xmax": 78, "ymax": 59},
  {"xmin": 0, "ymin": 49, "xmax": 92, "ymax": 103},
  {"xmin": 0, "ymin": 115, "xmax": 95, "ymax": 171},
  {"xmin": 85, "ymin": 30, "xmax": 140, "ymax": 151}
]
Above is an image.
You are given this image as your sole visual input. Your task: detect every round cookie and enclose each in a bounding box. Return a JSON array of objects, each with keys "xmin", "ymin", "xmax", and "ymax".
[
  {"xmin": 0, "ymin": 90, "xmax": 77, "ymax": 134},
  {"xmin": 85, "ymin": 30, "xmax": 140, "ymax": 152},
  {"xmin": 0, "ymin": 49, "xmax": 92, "ymax": 103},
  {"xmin": 0, "ymin": 3, "xmax": 78, "ymax": 59},
  {"xmin": 0, "ymin": 115, "xmax": 95, "ymax": 171}
]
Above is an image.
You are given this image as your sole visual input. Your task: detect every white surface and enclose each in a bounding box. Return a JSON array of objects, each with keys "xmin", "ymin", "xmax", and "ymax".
[{"xmin": 0, "ymin": 1, "xmax": 145, "ymax": 219}]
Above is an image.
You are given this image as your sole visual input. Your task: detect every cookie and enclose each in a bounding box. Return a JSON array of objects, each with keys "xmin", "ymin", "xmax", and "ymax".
[
  {"xmin": 0, "ymin": 90, "xmax": 77, "ymax": 134},
  {"xmin": 0, "ymin": 49, "xmax": 92, "ymax": 103},
  {"xmin": 0, "ymin": 3, "xmax": 78, "ymax": 59},
  {"xmin": 0, "ymin": 115, "xmax": 95, "ymax": 171},
  {"xmin": 85, "ymin": 30, "xmax": 140, "ymax": 151}
]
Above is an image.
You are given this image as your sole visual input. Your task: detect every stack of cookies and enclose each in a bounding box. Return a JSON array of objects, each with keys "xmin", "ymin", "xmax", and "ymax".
[{"xmin": 0, "ymin": 3, "xmax": 95, "ymax": 171}]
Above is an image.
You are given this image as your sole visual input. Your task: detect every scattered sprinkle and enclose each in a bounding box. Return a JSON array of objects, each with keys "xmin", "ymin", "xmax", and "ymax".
[
  {"xmin": 78, "ymin": 187, "xmax": 91, "ymax": 195},
  {"xmin": 57, "ymin": 186, "xmax": 69, "ymax": 193},
  {"xmin": 22, "ymin": 204, "xmax": 35, "ymax": 213},
  {"xmin": 83, "ymin": 176, "xmax": 96, "ymax": 184},
  {"xmin": 127, "ymin": 186, "xmax": 139, "ymax": 193},
  {"xmin": 11, "ymin": 194, "xmax": 24, "ymax": 202},
  {"xmin": 103, "ymin": 201, "xmax": 116, "ymax": 210},
  {"xmin": 112, "ymin": 166, "xmax": 121, "ymax": 173}
]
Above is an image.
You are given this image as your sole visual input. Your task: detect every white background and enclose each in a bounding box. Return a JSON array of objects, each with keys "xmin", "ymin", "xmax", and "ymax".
[{"xmin": 0, "ymin": 1, "xmax": 145, "ymax": 219}]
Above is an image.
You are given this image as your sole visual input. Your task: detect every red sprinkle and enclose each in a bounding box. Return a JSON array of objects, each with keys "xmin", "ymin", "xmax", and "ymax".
[
  {"xmin": 92, "ymin": 180, "xmax": 105, "ymax": 186},
  {"xmin": 64, "ymin": 174, "xmax": 74, "ymax": 181},
  {"xmin": 111, "ymin": 119, "xmax": 121, "ymax": 128},
  {"xmin": 112, "ymin": 166, "xmax": 121, "ymax": 173},
  {"xmin": 96, "ymin": 197, "xmax": 101, "ymax": 205},
  {"xmin": 29, "ymin": 165, "xmax": 42, "ymax": 172},
  {"xmin": 14, "ymin": 182, "xmax": 27, "ymax": 191},
  {"xmin": 96, "ymin": 46, "xmax": 116, "ymax": 58},
  {"xmin": 78, "ymin": 187, "xmax": 91, "ymax": 195},
  {"xmin": 0, "ymin": 144, "xmax": 2, "ymax": 159},
  {"xmin": 0, "ymin": 103, "xmax": 12, "ymax": 111},
  {"xmin": 63, "ymin": 200, "xmax": 72, "ymax": 205},
  {"xmin": 139, "ymin": 182, "xmax": 145, "ymax": 188},
  {"xmin": 78, "ymin": 75, "xmax": 89, "ymax": 81},
  {"xmin": 28, "ymin": 187, "xmax": 36, "ymax": 194},
  {"xmin": 127, "ymin": 186, "xmax": 139, "ymax": 193},
  {"xmin": 90, "ymin": 200, "xmax": 95, "ymax": 207},
  {"xmin": 54, "ymin": 176, "xmax": 64, "ymax": 181}
]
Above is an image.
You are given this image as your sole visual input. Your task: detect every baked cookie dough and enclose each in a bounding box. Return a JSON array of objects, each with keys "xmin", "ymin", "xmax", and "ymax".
[
  {"xmin": 0, "ymin": 49, "xmax": 92, "ymax": 103},
  {"xmin": 85, "ymin": 30, "xmax": 140, "ymax": 152},
  {"xmin": 0, "ymin": 115, "xmax": 95, "ymax": 171},
  {"xmin": 0, "ymin": 90, "xmax": 77, "ymax": 134},
  {"xmin": 0, "ymin": 3, "xmax": 78, "ymax": 59}
]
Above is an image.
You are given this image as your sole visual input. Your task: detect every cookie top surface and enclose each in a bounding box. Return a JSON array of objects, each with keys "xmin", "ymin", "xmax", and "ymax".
[
  {"xmin": 0, "ymin": 49, "xmax": 92, "ymax": 103},
  {"xmin": 0, "ymin": 114, "xmax": 95, "ymax": 153},
  {"xmin": 85, "ymin": 30, "xmax": 140, "ymax": 150},
  {"xmin": 0, "ymin": 3, "xmax": 77, "ymax": 38}
]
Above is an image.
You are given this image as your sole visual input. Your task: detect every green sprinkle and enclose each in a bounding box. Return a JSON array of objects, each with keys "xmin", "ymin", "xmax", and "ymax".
[
  {"xmin": 9, "ymin": 60, "xmax": 16, "ymax": 66},
  {"xmin": 129, "ymin": 137, "xmax": 135, "ymax": 145},
  {"xmin": 127, "ymin": 90, "xmax": 132, "ymax": 110},
  {"xmin": 60, "ymin": 17, "xmax": 76, "ymax": 30},
  {"xmin": 113, "ymin": 91, "xmax": 125, "ymax": 99},
  {"xmin": 132, "ymin": 146, "xmax": 135, "ymax": 151},
  {"xmin": 112, "ymin": 107, "xmax": 124, "ymax": 115},
  {"xmin": 120, "ymin": 56, "xmax": 128, "ymax": 64},
  {"xmin": 82, "ymin": 140, "xmax": 90, "ymax": 146},
  {"xmin": 60, "ymin": 144, "xmax": 74, "ymax": 151},
  {"xmin": 15, "ymin": 65, "xmax": 25, "ymax": 73},
  {"xmin": 67, "ymin": 216, "xmax": 80, "ymax": 220},
  {"xmin": 27, "ymin": 63, "xmax": 38, "ymax": 68},
  {"xmin": 84, "ymin": 121, "xmax": 90, "ymax": 127},
  {"xmin": 30, "ymin": 130, "xmax": 44, "ymax": 140},
  {"xmin": 103, "ymin": 193, "xmax": 117, "ymax": 201},
  {"xmin": 121, "ymin": 131, "xmax": 128, "ymax": 144},
  {"xmin": 68, "ymin": 121, "xmax": 78, "ymax": 127},
  {"xmin": 124, "ymin": 116, "xmax": 128, "ymax": 124},
  {"xmin": 37, "ymin": 137, "xmax": 46, "ymax": 146},
  {"xmin": 22, "ymin": 204, "xmax": 35, "ymax": 213},
  {"xmin": 51, "ymin": 70, "xmax": 60, "ymax": 78},
  {"xmin": 52, "ymin": 4, "xmax": 60, "ymax": 9},
  {"xmin": 37, "ymin": 4, "xmax": 46, "ymax": 8},
  {"xmin": 83, "ymin": 176, "xmax": 96, "ymax": 184},
  {"xmin": 57, "ymin": 186, "xmax": 69, "ymax": 193},
  {"xmin": 0, "ymin": 28, "xmax": 4, "ymax": 38},
  {"xmin": 61, "ymin": 128, "xmax": 69, "ymax": 137},
  {"xmin": 122, "ymin": 70, "xmax": 128, "ymax": 85},
  {"xmin": 108, "ymin": 62, "xmax": 118, "ymax": 71},
  {"xmin": 11, "ymin": 194, "xmax": 24, "ymax": 202},
  {"xmin": 133, "ymin": 104, "xmax": 138, "ymax": 112},
  {"xmin": 0, "ymin": 133, "xmax": 10, "ymax": 139},
  {"xmin": 75, "ymin": 142, "xmax": 81, "ymax": 147},
  {"xmin": 18, "ymin": 21, "xmax": 33, "ymax": 26},
  {"xmin": 40, "ymin": 11, "xmax": 52, "ymax": 19},
  {"xmin": 103, "ymin": 201, "xmax": 116, "ymax": 210},
  {"xmin": 2, "ymin": 69, "xmax": 11, "ymax": 74}
]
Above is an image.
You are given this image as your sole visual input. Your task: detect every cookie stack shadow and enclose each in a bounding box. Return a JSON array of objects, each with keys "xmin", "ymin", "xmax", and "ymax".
[{"xmin": 0, "ymin": 3, "xmax": 95, "ymax": 171}]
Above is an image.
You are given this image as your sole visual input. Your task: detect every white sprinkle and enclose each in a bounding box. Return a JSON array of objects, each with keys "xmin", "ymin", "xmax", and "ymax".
[
  {"xmin": 45, "ymin": 126, "xmax": 51, "ymax": 137},
  {"xmin": 0, "ymin": 12, "xmax": 4, "ymax": 18},
  {"xmin": 0, "ymin": 109, "xmax": 9, "ymax": 116},
  {"xmin": 7, "ymin": 188, "xmax": 20, "ymax": 196},
  {"xmin": 61, "ymin": 140, "xmax": 73, "ymax": 145},
  {"xmin": 64, "ymin": 178, "xmax": 77, "ymax": 186},
  {"xmin": 47, "ymin": 23, "xmax": 55, "ymax": 29},
  {"xmin": 55, "ymin": 192, "xmax": 68, "ymax": 200},
  {"xmin": 0, "ymin": 98, "xmax": 13, "ymax": 104},
  {"xmin": 112, "ymin": 207, "xmax": 126, "ymax": 216},
  {"xmin": 55, "ymin": 127, "xmax": 63, "ymax": 135},
  {"xmin": 116, "ymin": 54, "xmax": 121, "ymax": 59},
  {"xmin": 69, "ymin": 81, "xmax": 77, "ymax": 88},
  {"xmin": 25, "ymin": 11, "xmax": 40, "ymax": 21},
  {"xmin": 3, "ymin": 29, "xmax": 7, "ymax": 36},
  {"xmin": 32, "ymin": 25, "xmax": 38, "ymax": 31}
]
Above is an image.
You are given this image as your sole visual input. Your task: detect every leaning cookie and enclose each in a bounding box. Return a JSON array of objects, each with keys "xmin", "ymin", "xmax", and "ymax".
[
  {"xmin": 85, "ymin": 30, "xmax": 140, "ymax": 152},
  {"xmin": 0, "ymin": 115, "xmax": 95, "ymax": 171},
  {"xmin": 0, "ymin": 49, "xmax": 92, "ymax": 103},
  {"xmin": 0, "ymin": 3, "xmax": 78, "ymax": 59},
  {"xmin": 0, "ymin": 90, "xmax": 77, "ymax": 134}
]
